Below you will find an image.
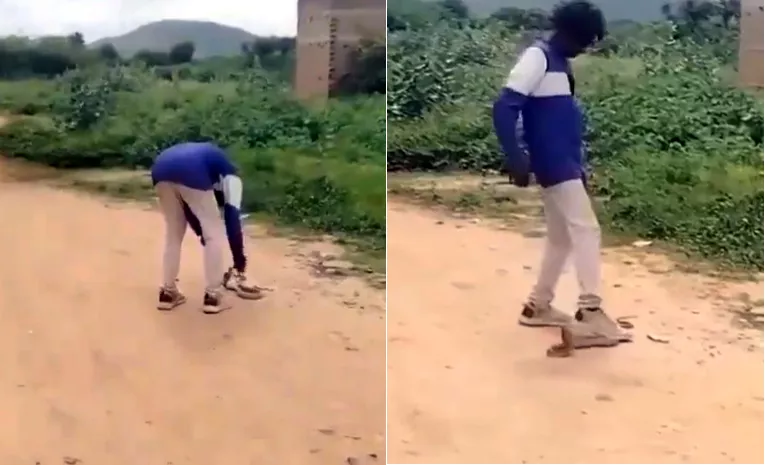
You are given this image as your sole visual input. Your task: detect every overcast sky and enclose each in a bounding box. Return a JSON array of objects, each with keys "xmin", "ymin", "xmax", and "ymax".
[{"xmin": 0, "ymin": 0, "xmax": 297, "ymax": 41}]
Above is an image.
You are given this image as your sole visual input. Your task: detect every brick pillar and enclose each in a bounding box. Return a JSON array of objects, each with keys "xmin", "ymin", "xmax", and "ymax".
[
  {"xmin": 294, "ymin": 0, "xmax": 385, "ymax": 102},
  {"xmin": 295, "ymin": 0, "xmax": 332, "ymax": 101},
  {"xmin": 739, "ymin": 0, "xmax": 764, "ymax": 89}
]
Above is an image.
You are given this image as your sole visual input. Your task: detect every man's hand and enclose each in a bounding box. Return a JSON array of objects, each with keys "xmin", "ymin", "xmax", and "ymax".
[
  {"xmin": 503, "ymin": 157, "xmax": 531, "ymax": 188},
  {"xmin": 509, "ymin": 170, "xmax": 531, "ymax": 187}
]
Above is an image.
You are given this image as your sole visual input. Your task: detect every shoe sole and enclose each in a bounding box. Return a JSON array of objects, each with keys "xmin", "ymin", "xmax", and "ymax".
[
  {"xmin": 518, "ymin": 316, "xmax": 572, "ymax": 327},
  {"xmin": 157, "ymin": 296, "xmax": 187, "ymax": 311},
  {"xmin": 202, "ymin": 302, "xmax": 233, "ymax": 314}
]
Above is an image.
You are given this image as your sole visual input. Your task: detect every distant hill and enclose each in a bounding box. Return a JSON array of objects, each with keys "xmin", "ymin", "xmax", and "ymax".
[
  {"xmin": 428, "ymin": 0, "xmax": 669, "ymax": 22},
  {"xmin": 89, "ymin": 20, "xmax": 258, "ymax": 59}
]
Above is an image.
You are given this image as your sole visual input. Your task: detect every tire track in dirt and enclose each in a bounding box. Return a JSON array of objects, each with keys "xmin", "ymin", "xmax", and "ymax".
[
  {"xmin": 0, "ymin": 164, "xmax": 385, "ymax": 465},
  {"xmin": 386, "ymin": 199, "xmax": 763, "ymax": 464}
]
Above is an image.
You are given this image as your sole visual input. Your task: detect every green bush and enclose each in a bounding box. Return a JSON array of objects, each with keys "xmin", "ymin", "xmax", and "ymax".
[
  {"xmin": 0, "ymin": 79, "xmax": 59, "ymax": 115},
  {"xmin": 0, "ymin": 66, "xmax": 385, "ymax": 250},
  {"xmin": 387, "ymin": 17, "xmax": 763, "ymax": 269},
  {"xmin": 599, "ymin": 144, "xmax": 763, "ymax": 267},
  {"xmin": 233, "ymin": 147, "xmax": 385, "ymax": 246},
  {"xmin": 387, "ymin": 103, "xmax": 497, "ymax": 171}
]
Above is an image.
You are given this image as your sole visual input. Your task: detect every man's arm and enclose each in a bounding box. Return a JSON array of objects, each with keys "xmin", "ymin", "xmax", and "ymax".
[
  {"xmin": 203, "ymin": 143, "xmax": 248, "ymax": 272},
  {"xmin": 492, "ymin": 46, "xmax": 547, "ymax": 185},
  {"xmin": 182, "ymin": 201, "xmax": 206, "ymax": 245},
  {"xmin": 220, "ymin": 174, "xmax": 247, "ymax": 272}
]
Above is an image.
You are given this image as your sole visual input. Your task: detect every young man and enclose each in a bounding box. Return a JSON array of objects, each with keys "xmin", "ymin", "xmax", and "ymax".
[
  {"xmin": 150, "ymin": 142, "xmax": 264, "ymax": 314},
  {"xmin": 492, "ymin": 0, "xmax": 632, "ymax": 353}
]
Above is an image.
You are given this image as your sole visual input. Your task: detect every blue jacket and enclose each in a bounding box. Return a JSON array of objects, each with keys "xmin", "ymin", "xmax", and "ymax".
[
  {"xmin": 492, "ymin": 39, "xmax": 586, "ymax": 187},
  {"xmin": 151, "ymin": 142, "xmax": 247, "ymax": 271}
]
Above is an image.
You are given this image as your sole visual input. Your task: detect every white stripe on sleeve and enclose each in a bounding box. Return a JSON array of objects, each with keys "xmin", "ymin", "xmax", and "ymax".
[
  {"xmin": 220, "ymin": 174, "xmax": 243, "ymax": 209},
  {"xmin": 504, "ymin": 46, "xmax": 547, "ymax": 96}
]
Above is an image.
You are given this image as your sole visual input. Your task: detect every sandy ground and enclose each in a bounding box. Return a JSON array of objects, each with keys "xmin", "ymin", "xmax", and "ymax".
[
  {"xmin": 387, "ymin": 199, "xmax": 763, "ymax": 464},
  {"xmin": 0, "ymin": 164, "xmax": 385, "ymax": 465}
]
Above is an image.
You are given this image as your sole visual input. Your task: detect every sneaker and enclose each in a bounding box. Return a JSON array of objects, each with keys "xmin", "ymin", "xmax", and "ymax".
[
  {"xmin": 223, "ymin": 268, "xmax": 266, "ymax": 300},
  {"xmin": 202, "ymin": 290, "xmax": 232, "ymax": 314},
  {"xmin": 157, "ymin": 286, "xmax": 186, "ymax": 311},
  {"xmin": 547, "ymin": 308, "xmax": 633, "ymax": 357},
  {"xmin": 518, "ymin": 302, "xmax": 573, "ymax": 327}
]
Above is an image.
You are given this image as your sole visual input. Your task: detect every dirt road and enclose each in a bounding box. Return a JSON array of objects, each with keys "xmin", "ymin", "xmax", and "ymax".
[
  {"xmin": 0, "ymin": 163, "xmax": 385, "ymax": 465},
  {"xmin": 387, "ymin": 199, "xmax": 763, "ymax": 464}
]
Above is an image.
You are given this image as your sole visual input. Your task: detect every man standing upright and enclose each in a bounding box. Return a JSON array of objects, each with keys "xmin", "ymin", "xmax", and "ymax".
[{"xmin": 492, "ymin": 0, "xmax": 632, "ymax": 355}]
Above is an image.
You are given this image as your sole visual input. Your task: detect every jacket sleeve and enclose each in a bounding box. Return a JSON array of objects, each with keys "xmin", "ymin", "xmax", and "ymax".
[
  {"xmin": 182, "ymin": 201, "xmax": 206, "ymax": 245},
  {"xmin": 220, "ymin": 174, "xmax": 247, "ymax": 272},
  {"xmin": 492, "ymin": 47, "xmax": 547, "ymax": 173}
]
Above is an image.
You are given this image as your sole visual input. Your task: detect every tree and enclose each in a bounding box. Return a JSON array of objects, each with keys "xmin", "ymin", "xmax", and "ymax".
[
  {"xmin": 240, "ymin": 37, "xmax": 295, "ymax": 75},
  {"xmin": 661, "ymin": 2, "xmax": 674, "ymax": 20},
  {"xmin": 662, "ymin": 0, "xmax": 741, "ymax": 41},
  {"xmin": 388, "ymin": 0, "xmax": 443, "ymax": 31},
  {"xmin": 134, "ymin": 49, "xmax": 170, "ymax": 67},
  {"xmin": 439, "ymin": 0, "xmax": 470, "ymax": 20},
  {"xmin": 679, "ymin": 0, "xmax": 717, "ymax": 25},
  {"xmin": 97, "ymin": 43, "xmax": 120, "ymax": 62},
  {"xmin": 240, "ymin": 42, "xmax": 257, "ymax": 67},
  {"xmin": 718, "ymin": 0, "xmax": 741, "ymax": 28},
  {"xmin": 387, "ymin": 12, "xmax": 408, "ymax": 32},
  {"xmin": 27, "ymin": 48, "xmax": 77, "ymax": 77},
  {"xmin": 490, "ymin": 7, "xmax": 550, "ymax": 30},
  {"xmin": 662, "ymin": 0, "xmax": 740, "ymax": 28},
  {"xmin": 168, "ymin": 41, "xmax": 195, "ymax": 64},
  {"xmin": 334, "ymin": 39, "xmax": 385, "ymax": 95},
  {"xmin": 246, "ymin": 37, "xmax": 295, "ymax": 57},
  {"xmin": 67, "ymin": 32, "xmax": 85, "ymax": 48}
]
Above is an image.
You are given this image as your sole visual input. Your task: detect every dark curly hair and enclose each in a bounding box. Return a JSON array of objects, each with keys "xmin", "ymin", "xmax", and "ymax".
[{"xmin": 551, "ymin": 1, "xmax": 607, "ymax": 48}]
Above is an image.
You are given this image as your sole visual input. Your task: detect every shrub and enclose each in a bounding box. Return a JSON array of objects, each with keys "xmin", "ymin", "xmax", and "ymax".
[{"xmin": 0, "ymin": 66, "xmax": 385, "ymax": 249}]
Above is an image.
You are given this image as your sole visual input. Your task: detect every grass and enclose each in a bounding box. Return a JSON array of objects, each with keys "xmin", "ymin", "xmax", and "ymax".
[
  {"xmin": 0, "ymin": 157, "xmax": 386, "ymax": 282},
  {"xmin": 70, "ymin": 170, "xmax": 386, "ymax": 280},
  {"xmin": 388, "ymin": 172, "xmax": 762, "ymax": 282},
  {"xmin": 0, "ymin": 66, "xmax": 386, "ymax": 284},
  {"xmin": 0, "ymin": 79, "xmax": 59, "ymax": 115}
]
